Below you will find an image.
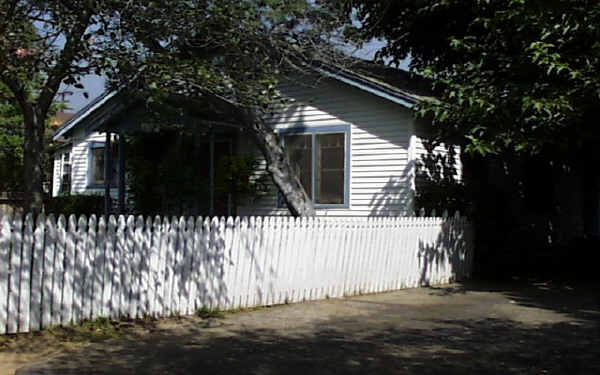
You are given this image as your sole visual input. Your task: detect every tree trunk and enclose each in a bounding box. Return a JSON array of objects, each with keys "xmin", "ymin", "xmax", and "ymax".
[
  {"xmin": 22, "ymin": 108, "xmax": 46, "ymax": 215},
  {"xmin": 243, "ymin": 110, "xmax": 316, "ymax": 217},
  {"xmin": 202, "ymin": 93, "xmax": 316, "ymax": 216}
]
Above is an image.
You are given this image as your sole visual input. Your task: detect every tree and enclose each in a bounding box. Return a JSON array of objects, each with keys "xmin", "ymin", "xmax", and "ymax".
[
  {"xmin": 0, "ymin": 83, "xmax": 24, "ymax": 194},
  {"xmin": 341, "ymin": 1, "xmax": 600, "ymax": 264},
  {"xmin": 0, "ymin": 80, "xmax": 57, "ymax": 197},
  {"xmin": 0, "ymin": 0, "xmax": 345, "ymax": 215},
  {"xmin": 342, "ymin": 0, "xmax": 600, "ymax": 155}
]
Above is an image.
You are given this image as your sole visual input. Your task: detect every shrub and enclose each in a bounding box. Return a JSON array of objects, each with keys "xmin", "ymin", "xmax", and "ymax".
[{"xmin": 45, "ymin": 194, "xmax": 104, "ymax": 216}]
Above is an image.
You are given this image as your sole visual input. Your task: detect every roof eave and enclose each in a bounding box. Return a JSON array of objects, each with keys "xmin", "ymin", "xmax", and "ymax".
[
  {"xmin": 312, "ymin": 66, "xmax": 421, "ymax": 108},
  {"xmin": 52, "ymin": 90, "xmax": 119, "ymax": 141}
]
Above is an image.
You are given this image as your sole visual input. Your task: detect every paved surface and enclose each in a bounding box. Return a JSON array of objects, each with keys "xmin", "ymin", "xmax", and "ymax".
[{"xmin": 2, "ymin": 280, "xmax": 599, "ymax": 374}]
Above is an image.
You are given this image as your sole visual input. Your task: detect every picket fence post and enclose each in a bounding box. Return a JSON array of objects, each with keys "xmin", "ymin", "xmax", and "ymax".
[{"xmin": 0, "ymin": 213, "xmax": 12, "ymax": 334}]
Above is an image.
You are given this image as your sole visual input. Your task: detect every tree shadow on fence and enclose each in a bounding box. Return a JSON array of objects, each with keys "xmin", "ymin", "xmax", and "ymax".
[
  {"xmin": 1, "ymin": 213, "xmax": 267, "ymax": 333},
  {"xmin": 418, "ymin": 218, "xmax": 473, "ymax": 287}
]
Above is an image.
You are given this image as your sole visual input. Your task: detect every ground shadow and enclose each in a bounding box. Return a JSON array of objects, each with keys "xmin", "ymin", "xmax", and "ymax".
[
  {"xmin": 437, "ymin": 279, "xmax": 600, "ymax": 323},
  {"xmin": 14, "ymin": 291, "xmax": 600, "ymax": 375}
]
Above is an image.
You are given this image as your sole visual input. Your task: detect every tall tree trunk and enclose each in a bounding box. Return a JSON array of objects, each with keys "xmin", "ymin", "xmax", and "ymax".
[
  {"xmin": 202, "ymin": 93, "xmax": 316, "ymax": 217},
  {"xmin": 22, "ymin": 107, "xmax": 46, "ymax": 215},
  {"xmin": 241, "ymin": 108, "xmax": 315, "ymax": 217}
]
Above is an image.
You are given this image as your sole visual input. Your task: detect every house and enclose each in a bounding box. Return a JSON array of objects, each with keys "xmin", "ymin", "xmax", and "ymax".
[{"xmin": 52, "ymin": 61, "xmax": 461, "ymax": 217}]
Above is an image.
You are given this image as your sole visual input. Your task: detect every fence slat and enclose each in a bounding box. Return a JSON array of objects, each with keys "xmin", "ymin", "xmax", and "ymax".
[
  {"xmin": 156, "ymin": 217, "xmax": 170, "ymax": 316},
  {"xmin": 105, "ymin": 216, "xmax": 117, "ymax": 318},
  {"xmin": 188, "ymin": 217, "xmax": 203, "ymax": 312},
  {"xmin": 137, "ymin": 216, "xmax": 150, "ymax": 318},
  {"xmin": 0, "ymin": 213, "xmax": 12, "ymax": 334},
  {"xmin": 17, "ymin": 214, "xmax": 33, "ymax": 333},
  {"xmin": 7, "ymin": 213, "xmax": 22, "ymax": 333},
  {"xmin": 112, "ymin": 215, "xmax": 126, "ymax": 319},
  {"xmin": 182, "ymin": 217, "xmax": 195, "ymax": 315},
  {"xmin": 72, "ymin": 215, "xmax": 87, "ymax": 325},
  {"xmin": 171, "ymin": 217, "xmax": 185, "ymax": 315},
  {"xmin": 101, "ymin": 216, "xmax": 114, "ymax": 318},
  {"xmin": 163, "ymin": 216, "xmax": 176, "ymax": 316},
  {"xmin": 30, "ymin": 214, "xmax": 46, "ymax": 331},
  {"xmin": 84, "ymin": 215, "xmax": 96, "ymax": 321},
  {"xmin": 92, "ymin": 216, "xmax": 105, "ymax": 320},
  {"xmin": 52, "ymin": 216, "xmax": 65, "ymax": 326},
  {"xmin": 148, "ymin": 216, "xmax": 162, "ymax": 317},
  {"xmin": 41, "ymin": 214, "xmax": 57, "ymax": 328},
  {"xmin": 236, "ymin": 217, "xmax": 251, "ymax": 308},
  {"xmin": 61, "ymin": 215, "xmax": 77, "ymax": 325},
  {"xmin": 126, "ymin": 216, "xmax": 137, "ymax": 319}
]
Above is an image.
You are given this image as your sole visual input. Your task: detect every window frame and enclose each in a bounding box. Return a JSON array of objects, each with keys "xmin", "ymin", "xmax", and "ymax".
[
  {"xmin": 87, "ymin": 141, "xmax": 117, "ymax": 189},
  {"xmin": 278, "ymin": 125, "xmax": 351, "ymax": 209},
  {"xmin": 58, "ymin": 151, "xmax": 71, "ymax": 195}
]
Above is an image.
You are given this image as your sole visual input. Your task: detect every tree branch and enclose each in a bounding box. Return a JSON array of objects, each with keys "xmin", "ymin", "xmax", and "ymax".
[{"xmin": 36, "ymin": 9, "xmax": 92, "ymax": 115}]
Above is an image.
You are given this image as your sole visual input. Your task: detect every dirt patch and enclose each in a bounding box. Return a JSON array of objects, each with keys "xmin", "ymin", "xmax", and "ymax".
[{"xmin": 2, "ymin": 280, "xmax": 599, "ymax": 375}]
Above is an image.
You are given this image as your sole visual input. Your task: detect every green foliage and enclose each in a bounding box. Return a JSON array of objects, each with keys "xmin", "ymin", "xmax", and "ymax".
[
  {"xmin": 0, "ymin": 84, "xmax": 24, "ymax": 193},
  {"xmin": 414, "ymin": 143, "xmax": 470, "ymax": 217},
  {"xmin": 45, "ymin": 194, "xmax": 104, "ymax": 216},
  {"xmin": 195, "ymin": 307, "xmax": 225, "ymax": 319},
  {"xmin": 125, "ymin": 130, "xmax": 267, "ymax": 216},
  {"xmin": 104, "ymin": 0, "xmax": 345, "ymax": 111},
  {"xmin": 344, "ymin": 0, "xmax": 600, "ymax": 155},
  {"xmin": 0, "ymin": 82, "xmax": 59, "ymax": 194},
  {"xmin": 215, "ymin": 154, "xmax": 269, "ymax": 202}
]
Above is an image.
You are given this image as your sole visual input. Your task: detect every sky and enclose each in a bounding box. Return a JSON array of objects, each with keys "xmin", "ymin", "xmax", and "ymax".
[{"xmin": 59, "ymin": 74, "xmax": 107, "ymax": 112}]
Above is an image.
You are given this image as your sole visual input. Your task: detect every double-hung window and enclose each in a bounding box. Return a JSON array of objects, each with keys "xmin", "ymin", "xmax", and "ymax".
[
  {"xmin": 88, "ymin": 141, "xmax": 118, "ymax": 188},
  {"xmin": 280, "ymin": 125, "xmax": 350, "ymax": 208},
  {"xmin": 59, "ymin": 152, "xmax": 71, "ymax": 194}
]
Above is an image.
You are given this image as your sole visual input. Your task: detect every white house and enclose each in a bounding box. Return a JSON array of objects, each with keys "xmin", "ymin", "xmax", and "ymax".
[{"xmin": 52, "ymin": 61, "xmax": 461, "ymax": 216}]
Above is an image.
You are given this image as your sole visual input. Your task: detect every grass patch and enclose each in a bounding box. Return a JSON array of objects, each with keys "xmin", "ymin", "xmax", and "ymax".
[
  {"xmin": 195, "ymin": 307, "xmax": 225, "ymax": 319},
  {"xmin": 46, "ymin": 317, "xmax": 131, "ymax": 343},
  {"xmin": 0, "ymin": 316, "xmax": 158, "ymax": 352}
]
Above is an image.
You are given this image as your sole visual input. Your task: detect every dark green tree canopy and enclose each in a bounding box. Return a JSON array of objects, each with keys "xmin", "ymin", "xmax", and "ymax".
[{"xmin": 343, "ymin": 0, "xmax": 600, "ymax": 155}]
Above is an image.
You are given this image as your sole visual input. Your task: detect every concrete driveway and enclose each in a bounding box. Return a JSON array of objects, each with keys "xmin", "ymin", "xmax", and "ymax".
[{"xmin": 3, "ymin": 280, "xmax": 599, "ymax": 375}]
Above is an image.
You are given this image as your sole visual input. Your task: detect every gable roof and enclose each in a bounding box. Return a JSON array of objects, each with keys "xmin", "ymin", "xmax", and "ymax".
[
  {"xmin": 52, "ymin": 90, "xmax": 121, "ymax": 140},
  {"xmin": 53, "ymin": 60, "xmax": 433, "ymax": 140},
  {"xmin": 312, "ymin": 60, "xmax": 435, "ymax": 108}
]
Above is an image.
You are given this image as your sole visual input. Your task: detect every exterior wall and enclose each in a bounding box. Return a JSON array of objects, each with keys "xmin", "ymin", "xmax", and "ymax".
[
  {"xmin": 238, "ymin": 77, "xmax": 417, "ymax": 217},
  {"xmin": 52, "ymin": 129, "xmax": 118, "ymax": 200}
]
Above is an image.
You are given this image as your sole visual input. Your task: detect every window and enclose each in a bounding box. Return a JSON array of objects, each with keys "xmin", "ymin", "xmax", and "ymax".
[
  {"xmin": 281, "ymin": 125, "xmax": 350, "ymax": 207},
  {"xmin": 88, "ymin": 142, "xmax": 118, "ymax": 188},
  {"xmin": 59, "ymin": 152, "xmax": 71, "ymax": 194}
]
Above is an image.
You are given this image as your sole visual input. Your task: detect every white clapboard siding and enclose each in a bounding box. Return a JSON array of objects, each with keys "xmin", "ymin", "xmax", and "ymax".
[
  {"xmin": 237, "ymin": 76, "xmax": 415, "ymax": 218},
  {"xmin": 0, "ymin": 213, "xmax": 474, "ymax": 334},
  {"xmin": 236, "ymin": 76, "xmax": 463, "ymax": 219}
]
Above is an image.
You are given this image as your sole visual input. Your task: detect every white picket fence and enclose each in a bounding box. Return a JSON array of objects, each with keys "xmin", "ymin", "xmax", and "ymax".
[{"xmin": 0, "ymin": 213, "xmax": 474, "ymax": 335}]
